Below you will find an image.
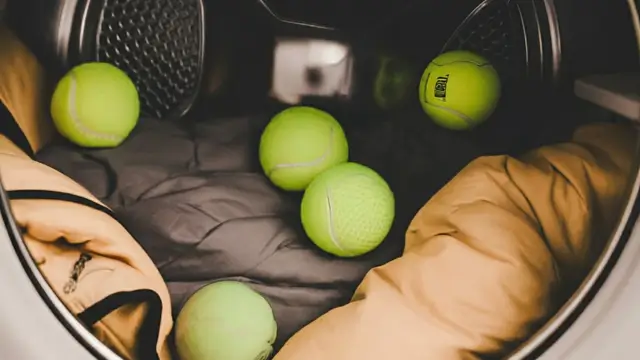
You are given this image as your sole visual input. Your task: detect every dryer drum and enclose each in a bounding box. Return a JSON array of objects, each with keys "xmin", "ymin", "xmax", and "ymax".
[
  {"xmin": 84, "ymin": 0, "xmax": 206, "ymax": 119},
  {"xmin": 442, "ymin": 0, "xmax": 523, "ymax": 84},
  {"xmin": 440, "ymin": 0, "xmax": 557, "ymax": 88},
  {"xmin": 6, "ymin": 0, "xmax": 207, "ymax": 119}
]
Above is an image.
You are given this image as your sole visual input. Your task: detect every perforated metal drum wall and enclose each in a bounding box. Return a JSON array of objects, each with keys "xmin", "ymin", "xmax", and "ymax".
[
  {"xmin": 442, "ymin": 0, "xmax": 525, "ymax": 85},
  {"xmin": 96, "ymin": 0, "xmax": 204, "ymax": 118}
]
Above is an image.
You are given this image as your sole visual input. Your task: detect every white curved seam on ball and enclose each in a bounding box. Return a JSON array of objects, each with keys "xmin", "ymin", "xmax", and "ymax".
[
  {"xmin": 325, "ymin": 173, "xmax": 377, "ymax": 256},
  {"xmin": 425, "ymin": 101, "xmax": 476, "ymax": 126},
  {"xmin": 325, "ymin": 186, "xmax": 348, "ymax": 254},
  {"xmin": 431, "ymin": 60, "xmax": 491, "ymax": 67},
  {"xmin": 68, "ymin": 72, "xmax": 122, "ymax": 141},
  {"xmin": 424, "ymin": 59, "xmax": 494, "ymax": 126},
  {"xmin": 267, "ymin": 126, "xmax": 334, "ymax": 176}
]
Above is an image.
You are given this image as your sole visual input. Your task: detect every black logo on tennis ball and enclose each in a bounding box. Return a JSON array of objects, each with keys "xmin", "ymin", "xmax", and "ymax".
[{"xmin": 434, "ymin": 74, "xmax": 449, "ymax": 100}]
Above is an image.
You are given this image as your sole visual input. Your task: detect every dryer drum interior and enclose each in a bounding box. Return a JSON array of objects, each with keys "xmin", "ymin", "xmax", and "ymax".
[
  {"xmin": 0, "ymin": 0, "xmax": 638, "ymax": 359},
  {"xmin": 6, "ymin": 0, "xmax": 206, "ymax": 119}
]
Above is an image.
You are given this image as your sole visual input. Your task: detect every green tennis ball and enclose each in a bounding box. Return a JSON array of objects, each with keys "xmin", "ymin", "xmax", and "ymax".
[
  {"xmin": 50, "ymin": 62, "xmax": 140, "ymax": 148},
  {"xmin": 373, "ymin": 56, "xmax": 414, "ymax": 110},
  {"xmin": 300, "ymin": 162, "xmax": 395, "ymax": 257},
  {"xmin": 259, "ymin": 106, "xmax": 349, "ymax": 191},
  {"xmin": 419, "ymin": 50, "xmax": 501, "ymax": 130},
  {"xmin": 175, "ymin": 281, "xmax": 277, "ymax": 360}
]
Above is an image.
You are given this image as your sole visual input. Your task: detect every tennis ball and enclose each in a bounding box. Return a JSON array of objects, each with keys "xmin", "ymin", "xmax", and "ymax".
[
  {"xmin": 50, "ymin": 62, "xmax": 140, "ymax": 148},
  {"xmin": 300, "ymin": 162, "xmax": 395, "ymax": 257},
  {"xmin": 373, "ymin": 56, "xmax": 415, "ymax": 109},
  {"xmin": 175, "ymin": 281, "xmax": 277, "ymax": 360},
  {"xmin": 419, "ymin": 50, "xmax": 501, "ymax": 130},
  {"xmin": 259, "ymin": 106, "xmax": 349, "ymax": 191}
]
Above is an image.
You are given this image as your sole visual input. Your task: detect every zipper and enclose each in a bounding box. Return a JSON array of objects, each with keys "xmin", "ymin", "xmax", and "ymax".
[{"xmin": 63, "ymin": 253, "xmax": 93, "ymax": 294}]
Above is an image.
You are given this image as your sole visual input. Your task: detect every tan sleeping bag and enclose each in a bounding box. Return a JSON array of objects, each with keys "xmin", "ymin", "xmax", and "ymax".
[
  {"xmin": 274, "ymin": 122, "xmax": 638, "ymax": 359},
  {"xmin": 0, "ymin": 24, "xmax": 173, "ymax": 360}
]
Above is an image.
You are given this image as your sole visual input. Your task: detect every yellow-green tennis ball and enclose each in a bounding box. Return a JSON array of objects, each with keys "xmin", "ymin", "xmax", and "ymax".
[
  {"xmin": 373, "ymin": 56, "xmax": 414, "ymax": 109},
  {"xmin": 419, "ymin": 50, "xmax": 501, "ymax": 130},
  {"xmin": 259, "ymin": 106, "xmax": 349, "ymax": 191},
  {"xmin": 175, "ymin": 281, "xmax": 277, "ymax": 360},
  {"xmin": 50, "ymin": 62, "xmax": 140, "ymax": 148},
  {"xmin": 300, "ymin": 162, "xmax": 395, "ymax": 257}
]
